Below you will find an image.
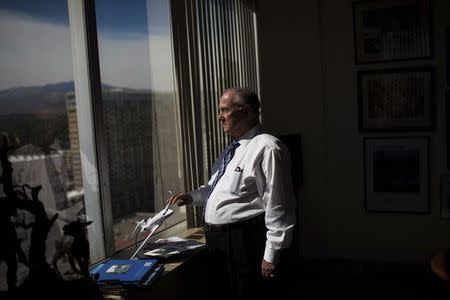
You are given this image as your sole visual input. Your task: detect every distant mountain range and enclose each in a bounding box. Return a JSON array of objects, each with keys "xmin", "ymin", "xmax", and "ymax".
[{"xmin": 0, "ymin": 81, "xmax": 113, "ymax": 116}]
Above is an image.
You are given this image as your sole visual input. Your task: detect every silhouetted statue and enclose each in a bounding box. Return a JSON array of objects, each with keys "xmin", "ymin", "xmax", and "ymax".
[
  {"xmin": 1, "ymin": 135, "xmax": 98, "ymax": 299},
  {"xmin": 1, "ymin": 136, "xmax": 59, "ymax": 293},
  {"xmin": 21, "ymin": 184, "xmax": 58, "ymax": 273},
  {"xmin": 0, "ymin": 136, "xmax": 20, "ymax": 291},
  {"xmin": 53, "ymin": 219, "xmax": 92, "ymax": 279},
  {"xmin": 0, "ymin": 198, "xmax": 19, "ymax": 292}
]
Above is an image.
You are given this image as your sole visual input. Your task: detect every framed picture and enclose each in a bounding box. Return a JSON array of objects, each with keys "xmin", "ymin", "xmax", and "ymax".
[
  {"xmin": 441, "ymin": 175, "xmax": 450, "ymax": 219},
  {"xmin": 364, "ymin": 137, "xmax": 429, "ymax": 213},
  {"xmin": 358, "ymin": 67, "xmax": 434, "ymax": 131},
  {"xmin": 353, "ymin": 0, "xmax": 431, "ymax": 64},
  {"xmin": 446, "ymin": 27, "xmax": 450, "ymax": 169},
  {"xmin": 447, "ymin": 26, "xmax": 450, "ymax": 87}
]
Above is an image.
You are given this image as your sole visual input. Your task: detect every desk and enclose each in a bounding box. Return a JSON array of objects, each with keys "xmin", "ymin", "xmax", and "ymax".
[{"xmin": 103, "ymin": 227, "xmax": 207, "ymax": 300}]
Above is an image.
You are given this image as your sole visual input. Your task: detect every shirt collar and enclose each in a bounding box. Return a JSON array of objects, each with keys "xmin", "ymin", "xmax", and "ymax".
[{"xmin": 235, "ymin": 123, "xmax": 263, "ymax": 147}]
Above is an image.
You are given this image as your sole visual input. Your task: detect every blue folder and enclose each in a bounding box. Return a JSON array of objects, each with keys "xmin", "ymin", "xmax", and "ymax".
[{"xmin": 90, "ymin": 258, "xmax": 159, "ymax": 284}]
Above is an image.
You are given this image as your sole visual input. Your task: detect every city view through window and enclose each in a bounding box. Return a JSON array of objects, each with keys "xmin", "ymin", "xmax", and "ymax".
[
  {"xmin": 0, "ymin": 0, "xmax": 183, "ymax": 290},
  {"xmin": 95, "ymin": 0, "xmax": 184, "ymax": 251}
]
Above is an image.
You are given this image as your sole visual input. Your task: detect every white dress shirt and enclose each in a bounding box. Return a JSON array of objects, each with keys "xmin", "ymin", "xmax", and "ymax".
[{"xmin": 189, "ymin": 124, "xmax": 296, "ymax": 264}]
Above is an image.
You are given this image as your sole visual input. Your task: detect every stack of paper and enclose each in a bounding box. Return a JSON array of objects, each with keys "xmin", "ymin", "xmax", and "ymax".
[{"xmin": 143, "ymin": 236, "xmax": 206, "ymax": 258}]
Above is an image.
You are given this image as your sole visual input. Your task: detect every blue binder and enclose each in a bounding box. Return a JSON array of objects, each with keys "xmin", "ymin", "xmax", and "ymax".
[
  {"xmin": 90, "ymin": 258, "xmax": 159, "ymax": 284},
  {"xmin": 140, "ymin": 263, "xmax": 164, "ymax": 286}
]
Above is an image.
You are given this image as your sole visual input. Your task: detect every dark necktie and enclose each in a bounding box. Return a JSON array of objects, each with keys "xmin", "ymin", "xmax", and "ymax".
[{"xmin": 207, "ymin": 140, "xmax": 240, "ymax": 200}]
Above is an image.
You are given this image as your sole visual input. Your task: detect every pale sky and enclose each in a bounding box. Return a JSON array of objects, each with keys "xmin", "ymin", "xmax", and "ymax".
[
  {"xmin": 0, "ymin": 4, "xmax": 174, "ymax": 91},
  {"xmin": 0, "ymin": 10, "xmax": 73, "ymax": 89}
]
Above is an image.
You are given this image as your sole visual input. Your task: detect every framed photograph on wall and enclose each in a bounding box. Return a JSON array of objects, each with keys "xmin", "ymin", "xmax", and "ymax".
[
  {"xmin": 364, "ymin": 137, "xmax": 429, "ymax": 213},
  {"xmin": 441, "ymin": 175, "xmax": 450, "ymax": 219},
  {"xmin": 446, "ymin": 27, "xmax": 450, "ymax": 169},
  {"xmin": 358, "ymin": 67, "xmax": 434, "ymax": 131},
  {"xmin": 353, "ymin": 0, "xmax": 431, "ymax": 64}
]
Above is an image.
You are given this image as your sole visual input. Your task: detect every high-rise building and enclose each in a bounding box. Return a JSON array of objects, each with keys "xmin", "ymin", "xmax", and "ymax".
[
  {"xmin": 65, "ymin": 89, "xmax": 154, "ymax": 220},
  {"xmin": 65, "ymin": 92, "xmax": 83, "ymax": 191},
  {"xmin": 102, "ymin": 88, "xmax": 154, "ymax": 220}
]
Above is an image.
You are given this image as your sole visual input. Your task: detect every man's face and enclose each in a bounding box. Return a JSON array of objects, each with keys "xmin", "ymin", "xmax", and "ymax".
[{"xmin": 218, "ymin": 91, "xmax": 247, "ymax": 139}]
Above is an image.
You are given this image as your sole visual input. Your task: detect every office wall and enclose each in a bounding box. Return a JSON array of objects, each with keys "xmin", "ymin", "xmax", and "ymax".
[{"xmin": 257, "ymin": 0, "xmax": 450, "ymax": 263}]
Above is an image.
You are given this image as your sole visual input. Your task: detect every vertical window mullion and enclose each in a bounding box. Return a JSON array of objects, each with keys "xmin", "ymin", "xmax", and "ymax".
[
  {"xmin": 245, "ymin": 2, "xmax": 255, "ymax": 90},
  {"xmin": 240, "ymin": 0, "xmax": 248, "ymax": 87},
  {"xmin": 236, "ymin": 0, "xmax": 244, "ymax": 86},
  {"xmin": 203, "ymin": 0, "xmax": 215, "ymax": 174},
  {"xmin": 171, "ymin": 0, "xmax": 259, "ymax": 227},
  {"xmin": 194, "ymin": 0, "xmax": 209, "ymax": 184},
  {"xmin": 223, "ymin": 0, "xmax": 231, "ymax": 89},
  {"xmin": 68, "ymin": 0, "xmax": 112, "ymax": 259}
]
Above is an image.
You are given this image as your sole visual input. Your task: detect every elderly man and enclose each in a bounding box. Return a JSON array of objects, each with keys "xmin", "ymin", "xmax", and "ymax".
[{"xmin": 168, "ymin": 87, "xmax": 295, "ymax": 298}]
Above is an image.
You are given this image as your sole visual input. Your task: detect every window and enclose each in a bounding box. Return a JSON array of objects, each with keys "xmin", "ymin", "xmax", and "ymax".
[
  {"xmin": 0, "ymin": 0, "xmax": 90, "ymax": 288},
  {"xmin": 0, "ymin": 0, "xmax": 259, "ymax": 291},
  {"xmin": 94, "ymin": 0, "xmax": 184, "ymax": 252}
]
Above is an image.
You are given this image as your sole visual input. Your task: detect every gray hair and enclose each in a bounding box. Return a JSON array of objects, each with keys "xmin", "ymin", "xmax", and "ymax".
[{"xmin": 223, "ymin": 87, "xmax": 260, "ymax": 115}]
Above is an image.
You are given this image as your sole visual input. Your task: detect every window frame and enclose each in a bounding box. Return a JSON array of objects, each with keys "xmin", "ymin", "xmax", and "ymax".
[
  {"xmin": 68, "ymin": 0, "xmax": 112, "ymax": 260},
  {"xmin": 68, "ymin": 0, "xmax": 188, "ymax": 260},
  {"xmin": 67, "ymin": 0, "xmax": 260, "ymax": 261}
]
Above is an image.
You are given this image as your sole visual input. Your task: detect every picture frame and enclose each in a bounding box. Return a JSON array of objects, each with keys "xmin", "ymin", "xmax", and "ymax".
[
  {"xmin": 364, "ymin": 137, "xmax": 429, "ymax": 213},
  {"xmin": 447, "ymin": 26, "xmax": 450, "ymax": 87},
  {"xmin": 440, "ymin": 175, "xmax": 450, "ymax": 219},
  {"xmin": 446, "ymin": 27, "xmax": 450, "ymax": 169},
  {"xmin": 352, "ymin": 0, "xmax": 431, "ymax": 64},
  {"xmin": 358, "ymin": 67, "xmax": 434, "ymax": 131}
]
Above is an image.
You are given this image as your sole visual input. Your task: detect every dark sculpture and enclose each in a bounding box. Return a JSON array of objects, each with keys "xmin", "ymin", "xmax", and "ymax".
[
  {"xmin": 0, "ymin": 136, "xmax": 99, "ymax": 299},
  {"xmin": 0, "ymin": 136, "xmax": 22, "ymax": 292},
  {"xmin": 53, "ymin": 219, "xmax": 93, "ymax": 278},
  {"xmin": 22, "ymin": 185, "xmax": 59, "ymax": 278}
]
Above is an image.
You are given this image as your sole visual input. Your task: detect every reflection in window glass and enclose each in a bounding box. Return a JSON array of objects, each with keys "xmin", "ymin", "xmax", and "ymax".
[
  {"xmin": 95, "ymin": 0, "xmax": 184, "ymax": 251},
  {"xmin": 0, "ymin": 0, "xmax": 87, "ymax": 290}
]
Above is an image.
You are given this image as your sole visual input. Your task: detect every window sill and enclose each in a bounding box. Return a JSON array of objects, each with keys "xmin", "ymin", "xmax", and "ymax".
[{"xmin": 99, "ymin": 225, "xmax": 207, "ymax": 299}]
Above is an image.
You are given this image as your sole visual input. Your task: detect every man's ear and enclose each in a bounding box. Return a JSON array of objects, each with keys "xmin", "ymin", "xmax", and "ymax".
[{"xmin": 240, "ymin": 105, "xmax": 249, "ymax": 114}]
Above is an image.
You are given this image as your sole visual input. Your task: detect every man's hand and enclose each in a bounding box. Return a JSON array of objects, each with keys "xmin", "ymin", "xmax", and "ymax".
[
  {"xmin": 261, "ymin": 259, "xmax": 276, "ymax": 279},
  {"xmin": 167, "ymin": 192, "xmax": 193, "ymax": 206}
]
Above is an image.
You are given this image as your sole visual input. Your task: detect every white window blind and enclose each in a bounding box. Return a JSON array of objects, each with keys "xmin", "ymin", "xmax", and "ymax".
[{"xmin": 171, "ymin": 0, "xmax": 259, "ymax": 227}]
